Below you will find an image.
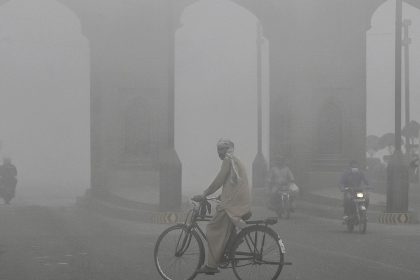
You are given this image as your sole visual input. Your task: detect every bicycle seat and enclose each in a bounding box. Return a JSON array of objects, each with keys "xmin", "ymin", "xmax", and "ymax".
[
  {"xmin": 241, "ymin": 211, "xmax": 252, "ymax": 221},
  {"xmin": 245, "ymin": 217, "xmax": 278, "ymax": 225}
]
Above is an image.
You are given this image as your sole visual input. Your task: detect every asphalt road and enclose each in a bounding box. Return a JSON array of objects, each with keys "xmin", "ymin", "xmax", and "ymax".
[{"xmin": 0, "ymin": 204, "xmax": 419, "ymax": 280}]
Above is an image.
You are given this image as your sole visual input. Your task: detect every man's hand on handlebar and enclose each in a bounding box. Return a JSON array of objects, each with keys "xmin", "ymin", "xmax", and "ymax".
[
  {"xmin": 192, "ymin": 194, "xmax": 205, "ymax": 202},
  {"xmin": 340, "ymin": 186, "xmax": 350, "ymax": 192}
]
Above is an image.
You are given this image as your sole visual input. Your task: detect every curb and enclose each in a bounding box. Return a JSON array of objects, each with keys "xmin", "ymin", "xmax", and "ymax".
[
  {"xmin": 151, "ymin": 212, "xmax": 188, "ymax": 224},
  {"xmin": 377, "ymin": 212, "xmax": 419, "ymax": 224},
  {"xmin": 78, "ymin": 190, "xmax": 419, "ymax": 225},
  {"xmin": 77, "ymin": 196, "xmax": 187, "ymax": 224}
]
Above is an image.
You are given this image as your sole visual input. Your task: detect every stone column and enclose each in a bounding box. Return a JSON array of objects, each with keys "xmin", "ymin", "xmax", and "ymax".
[
  {"xmin": 158, "ymin": 0, "xmax": 183, "ymax": 211},
  {"xmin": 387, "ymin": 0, "xmax": 409, "ymax": 213},
  {"xmin": 252, "ymin": 22, "xmax": 268, "ymax": 189}
]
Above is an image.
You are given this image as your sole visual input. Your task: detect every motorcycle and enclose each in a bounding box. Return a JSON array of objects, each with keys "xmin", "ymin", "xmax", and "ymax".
[
  {"xmin": 343, "ymin": 188, "xmax": 368, "ymax": 234},
  {"xmin": 269, "ymin": 189, "xmax": 292, "ymax": 219}
]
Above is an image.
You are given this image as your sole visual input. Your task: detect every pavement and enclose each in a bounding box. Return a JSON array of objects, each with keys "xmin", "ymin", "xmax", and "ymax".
[
  {"xmin": 78, "ymin": 181, "xmax": 420, "ymax": 225},
  {"xmin": 1, "ymin": 203, "xmax": 420, "ymax": 280},
  {"xmin": 1, "ymin": 184, "xmax": 420, "ymax": 280},
  {"xmin": 296, "ymin": 182, "xmax": 420, "ymax": 223},
  {"xmin": 9, "ymin": 176, "xmax": 420, "ymax": 225}
]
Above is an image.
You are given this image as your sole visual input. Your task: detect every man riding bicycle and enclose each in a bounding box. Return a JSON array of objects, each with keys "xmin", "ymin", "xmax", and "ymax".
[
  {"xmin": 193, "ymin": 138, "xmax": 251, "ymax": 275},
  {"xmin": 339, "ymin": 160, "xmax": 370, "ymax": 222}
]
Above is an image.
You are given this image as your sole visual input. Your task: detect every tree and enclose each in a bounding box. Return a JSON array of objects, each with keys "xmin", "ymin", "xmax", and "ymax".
[
  {"xmin": 366, "ymin": 135, "xmax": 380, "ymax": 157},
  {"xmin": 377, "ymin": 132, "xmax": 404, "ymax": 155},
  {"xmin": 402, "ymin": 120, "xmax": 420, "ymax": 152}
]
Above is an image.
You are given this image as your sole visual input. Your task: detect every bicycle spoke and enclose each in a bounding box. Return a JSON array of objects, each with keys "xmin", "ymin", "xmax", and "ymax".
[
  {"xmin": 154, "ymin": 225, "xmax": 204, "ymax": 280},
  {"xmin": 232, "ymin": 227, "xmax": 284, "ymax": 280},
  {"xmin": 261, "ymin": 244, "xmax": 277, "ymax": 256},
  {"xmin": 181, "ymin": 252, "xmax": 200, "ymax": 256},
  {"xmin": 244, "ymin": 233, "xmax": 261, "ymax": 256}
]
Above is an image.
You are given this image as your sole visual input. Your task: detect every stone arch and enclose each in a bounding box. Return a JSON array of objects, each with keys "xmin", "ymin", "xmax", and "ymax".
[
  {"xmin": 366, "ymin": 0, "xmax": 420, "ymax": 30},
  {"xmin": 174, "ymin": 0, "xmax": 270, "ymax": 192},
  {"xmin": 0, "ymin": 0, "xmax": 90, "ymax": 202},
  {"xmin": 0, "ymin": 0, "xmax": 88, "ymax": 38},
  {"xmin": 366, "ymin": 0, "xmax": 389, "ymax": 30},
  {"xmin": 367, "ymin": 0, "xmax": 420, "ymax": 140},
  {"xmin": 175, "ymin": 0, "xmax": 265, "ymax": 30}
]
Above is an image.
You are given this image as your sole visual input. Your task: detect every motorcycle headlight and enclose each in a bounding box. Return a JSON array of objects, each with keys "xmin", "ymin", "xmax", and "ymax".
[{"xmin": 356, "ymin": 192, "xmax": 364, "ymax": 198}]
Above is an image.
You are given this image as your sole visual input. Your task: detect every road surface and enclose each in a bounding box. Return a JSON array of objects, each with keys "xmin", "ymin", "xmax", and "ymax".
[{"xmin": 0, "ymin": 204, "xmax": 419, "ymax": 280}]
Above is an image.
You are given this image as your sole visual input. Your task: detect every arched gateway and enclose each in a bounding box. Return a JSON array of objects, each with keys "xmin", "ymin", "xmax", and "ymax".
[{"xmin": 2, "ymin": 0, "xmax": 419, "ymax": 211}]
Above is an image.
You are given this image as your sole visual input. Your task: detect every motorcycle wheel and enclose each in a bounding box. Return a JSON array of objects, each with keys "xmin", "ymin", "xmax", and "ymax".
[
  {"xmin": 284, "ymin": 199, "xmax": 291, "ymax": 219},
  {"xmin": 346, "ymin": 218, "xmax": 354, "ymax": 233},
  {"xmin": 358, "ymin": 212, "xmax": 367, "ymax": 234},
  {"xmin": 276, "ymin": 208, "xmax": 283, "ymax": 218}
]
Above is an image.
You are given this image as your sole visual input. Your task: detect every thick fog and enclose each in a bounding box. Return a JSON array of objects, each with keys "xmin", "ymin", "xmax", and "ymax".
[
  {"xmin": 367, "ymin": 1, "xmax": 420, "ymax": 137},
  {"xmin": 0, "ymin": 0, "xmax": 90, "ymax": 205},
  {"xmin": 175, "ymin": 0, "xmax": 269, "ymax": 195},
  {"xmin": 0, "ymin": 1, "xmax": 419, "ymax": 280},
  {"xmin": 0, "ymin": 0, "xmax": 419, "ymax": 201},
  {"xmin": 176, "ymin": 0, "xmax": 420, "ymax": 194}
]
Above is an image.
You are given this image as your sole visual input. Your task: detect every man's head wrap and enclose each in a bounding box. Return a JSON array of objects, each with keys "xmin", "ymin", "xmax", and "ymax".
[
  {"xmin": 217, "ymin": 138, "xmax": 234, "ymax": 153},
  {"xmin": 217, "ymin": 138, "xmax": 240, "ymax": 185}
]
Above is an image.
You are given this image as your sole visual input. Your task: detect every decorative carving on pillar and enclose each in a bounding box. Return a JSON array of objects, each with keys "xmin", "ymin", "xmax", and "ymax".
[
  {"xmin": 318, "ymin": 97, "xmax": 343, "ymax": 155},
  {"xmin": 122, "ymin": 95, "xmax": 153, "ymax": 162}
]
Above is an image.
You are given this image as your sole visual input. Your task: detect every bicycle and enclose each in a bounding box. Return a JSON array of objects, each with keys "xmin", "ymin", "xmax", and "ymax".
[{"xmin": 154, "ymin": 197, "xmax": 291, "ymax": 280}]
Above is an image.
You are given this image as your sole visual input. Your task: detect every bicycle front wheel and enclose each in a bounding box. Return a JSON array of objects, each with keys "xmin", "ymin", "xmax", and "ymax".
[
  {"xmin": 231, "ymin": 226, "xmax": 284, "ymax": 280},
  {"xmin": 154, "ymin": 224, "xmax": 205, "ymax": 280}
]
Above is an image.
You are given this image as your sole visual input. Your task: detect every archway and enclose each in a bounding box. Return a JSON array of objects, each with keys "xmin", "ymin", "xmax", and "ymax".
[
  {"xmin": 175, "ymin": 0, "xmax": 270, "ymax": 195},
  {"xmin": 366, "ymin": 0, "xmax": 420, "ymax": 188},
  {"xmin": 367, "ymin": 0, "xmax": 420, "ymax": 155},
  {"xmin": 0, "ymin": 0, "xmax": 90, "ymax": 205}
]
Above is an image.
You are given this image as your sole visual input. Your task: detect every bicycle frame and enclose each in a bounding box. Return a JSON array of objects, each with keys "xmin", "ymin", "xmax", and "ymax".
[
  {"xmin": 154, "ymin": 198, "xmax": 290, "ymax": 280},
  {"xmin": 233, "ymin": 228, "xmax": 270, "ymax": 263},
  {"xmin": 172, "ymin": 202, "xmax": 209, "ymax": 258},
  {"xmin": 184, "ymin": 199, "xmax": 285, "ymax": 266}
]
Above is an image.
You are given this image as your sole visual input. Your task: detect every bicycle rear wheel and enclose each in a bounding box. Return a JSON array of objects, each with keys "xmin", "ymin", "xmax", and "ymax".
[
  {"xmin": 154, "ymin": 224, "xmax": 204, "ymax": 280},
  {"xmin": 231, "ymin": 226, "xmax": 284, "ymax": 280},
  {"xmin": 358, "ymin": 211, "xmax": 367, "ymax": 234}
]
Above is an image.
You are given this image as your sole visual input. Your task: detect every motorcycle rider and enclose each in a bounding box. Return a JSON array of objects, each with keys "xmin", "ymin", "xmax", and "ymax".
[
  {"xmin": 0, "ymin": 157, "xmax": 18, "ymax": 204},
  {"xmin": 266, "ymin": 156, "xmax": 296, "ymax": 212},
  {"xmin": 339, "ymin": 160, "xmax": 369, "ymax": 222}
]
